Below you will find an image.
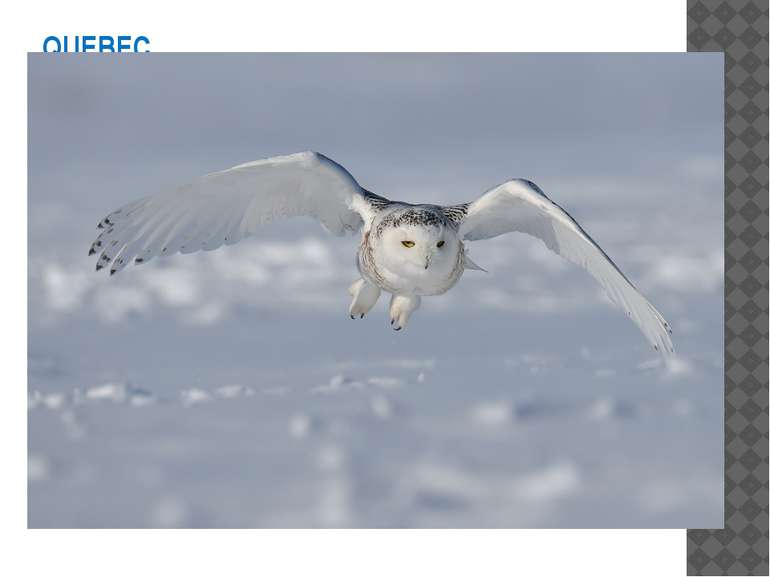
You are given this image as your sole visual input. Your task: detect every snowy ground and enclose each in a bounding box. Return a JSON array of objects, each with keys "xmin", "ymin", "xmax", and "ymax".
[
  {"xmin": 28, "ymin": 244, "xmax": 723, "ymax": 527},
  {"xmin": 28, "ymin": 53, "xmax": 724, "ymax": 527},
  {"xmin": 29, "ymin": 306, "xmax": 723, "ymax": 528}
]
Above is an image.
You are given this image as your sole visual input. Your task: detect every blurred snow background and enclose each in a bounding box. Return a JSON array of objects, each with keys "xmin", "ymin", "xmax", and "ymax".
[{"xmin": 28, "ymin": 53, "xmax": 724, "ymax": 527}]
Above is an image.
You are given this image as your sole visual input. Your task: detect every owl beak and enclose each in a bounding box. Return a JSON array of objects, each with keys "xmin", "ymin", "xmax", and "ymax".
[{"xmin": 424, "ymin": 252, "xmax": 432, "ymax": 270}]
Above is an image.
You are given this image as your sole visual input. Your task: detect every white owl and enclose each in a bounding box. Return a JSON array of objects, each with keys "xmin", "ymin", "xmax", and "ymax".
[{"xmin": 90, "ymin": 151, "xmax": 673, "ymax": 354}]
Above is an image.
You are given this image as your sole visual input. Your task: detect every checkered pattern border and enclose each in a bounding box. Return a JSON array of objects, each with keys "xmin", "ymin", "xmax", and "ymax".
[{"xmin": 687, "ymin": 0, "xmax": 769, "ymax": 575}]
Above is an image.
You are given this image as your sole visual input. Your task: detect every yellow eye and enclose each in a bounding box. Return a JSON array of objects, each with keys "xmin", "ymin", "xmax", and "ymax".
[
  {"xmin": 401, "ymin": 240, "xmax": 415, "ymax": 248},
  {"xmin": 437, "ymin": 240, "xmax": 445, "ymax": 248}
]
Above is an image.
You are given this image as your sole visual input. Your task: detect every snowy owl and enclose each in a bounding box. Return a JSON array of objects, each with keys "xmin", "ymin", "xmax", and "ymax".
[{"xmin": 89, "ymin": 151, "xmax": 673, "ymax": 354}]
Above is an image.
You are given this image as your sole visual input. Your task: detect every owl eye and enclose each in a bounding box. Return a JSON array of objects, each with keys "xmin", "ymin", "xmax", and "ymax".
[
  {"xmin": 437, "ymin": 240, "xmax": 445, "ymax": 248},
  {"xmin": 401, "ymin": 240, "xmax": 415, "ymax": 248}
]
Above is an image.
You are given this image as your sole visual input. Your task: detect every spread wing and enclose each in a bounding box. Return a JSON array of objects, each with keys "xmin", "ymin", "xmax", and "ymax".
[
  {"xmin": 89, "ymin": 152, "xmax": 389, "ymax": 274},
  {"xmin": 452, "ymin": 179, "xmax": 674, "ymax": 355}
]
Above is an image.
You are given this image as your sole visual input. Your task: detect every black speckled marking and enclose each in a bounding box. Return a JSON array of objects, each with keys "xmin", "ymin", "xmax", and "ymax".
[
  {"xmin": 442, "ymin": 204, "xmax": 469, "ymax": 226},
  {"xmin": 362, "ymin": 189, "xmax": 393, "ymax": 212},
  {"xmin": 374, "ymin": 207, "xmax": 448, "ymax": 238}
]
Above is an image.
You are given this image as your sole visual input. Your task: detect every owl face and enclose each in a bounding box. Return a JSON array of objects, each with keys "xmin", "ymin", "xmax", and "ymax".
[{"xmin": 377, "ymin": 214, "xmax": 461, "ymax": 276}]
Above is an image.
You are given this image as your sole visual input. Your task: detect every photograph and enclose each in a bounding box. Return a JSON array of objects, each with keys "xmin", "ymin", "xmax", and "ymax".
[{"xmin": 28, "ymin": 52, "xmax": 724, "ymax": 528}]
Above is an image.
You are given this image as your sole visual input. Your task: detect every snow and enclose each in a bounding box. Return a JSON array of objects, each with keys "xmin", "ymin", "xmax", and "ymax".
[
  {"xmin": 28, "ymin": 454, "xmax": 51, "ymax": 483},
  {"xmin": 288, "ymin": 414, "xmax": 312, "ymax": 439},
  {"xmin": 370, "ymin": 395, "xmax": 394, "ymax": 420},
  {"xmin": 180, "ymin": 388, "xmax": 213, "ymax": 407},
  {"xmin": 468, "ymin": 401, "xmax": 513, "ymax": 427},
  {"xmin": 27, "ymin": 314, "xmax": 723, "ymax": 527}
]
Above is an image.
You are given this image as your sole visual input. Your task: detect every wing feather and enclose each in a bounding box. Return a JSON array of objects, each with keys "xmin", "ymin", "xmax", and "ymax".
[
  {"xmin": 89, "ymin": 152, "xmax": 384, "ymax": 274},
  {"xmin": 457, "ymin": 179, "xmax": 674, "ymax": 355}
]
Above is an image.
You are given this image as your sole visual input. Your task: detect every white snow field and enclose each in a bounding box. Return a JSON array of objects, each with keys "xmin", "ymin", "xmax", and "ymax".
[{"xmin": 28, "ymin": 53, "xmax": 724, "ymax": 527}]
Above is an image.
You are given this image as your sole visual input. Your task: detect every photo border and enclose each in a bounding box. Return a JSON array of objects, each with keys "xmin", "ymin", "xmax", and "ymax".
[{"xmin": 687, "ymin": 0, "xmax": 769, "ymax": 574}]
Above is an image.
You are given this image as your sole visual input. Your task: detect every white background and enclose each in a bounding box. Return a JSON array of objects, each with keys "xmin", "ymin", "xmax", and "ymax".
[{"xmin": 5, "ymin": 0, "xmax": 693, "ymax": 575}]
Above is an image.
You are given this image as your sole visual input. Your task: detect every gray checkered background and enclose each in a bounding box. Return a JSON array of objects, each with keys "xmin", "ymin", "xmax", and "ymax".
[{"xmin": 687, "ymin": 0, "xmax": 769, "ymax": 575}]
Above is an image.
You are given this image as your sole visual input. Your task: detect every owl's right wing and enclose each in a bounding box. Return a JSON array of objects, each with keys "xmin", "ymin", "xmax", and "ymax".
[{"xmin": 88, "ymin": 152, "xmax": 390, "ymax": 275}]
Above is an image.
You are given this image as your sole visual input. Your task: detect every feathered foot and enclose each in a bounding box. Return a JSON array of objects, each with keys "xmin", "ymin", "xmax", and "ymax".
[
  {"xmin": 388, "ymin": 294, "xmax": 420, "ymax": 331},
  {"xmin": 348, "ymin": 278, "xmax": 381, "ymax": 319}
]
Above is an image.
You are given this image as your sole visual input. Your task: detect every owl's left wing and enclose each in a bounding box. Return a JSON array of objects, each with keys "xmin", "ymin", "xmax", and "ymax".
[{"xmin": 449, "ymin": 179, "xmax": 673, "ymax": 355}]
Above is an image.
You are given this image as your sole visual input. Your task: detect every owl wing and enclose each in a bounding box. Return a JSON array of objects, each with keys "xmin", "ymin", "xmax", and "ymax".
[
  {"xmin": 89, "ymin": 152, "xmax": 389, "ymax": 275},
  {"xmin": 450, "ymin": 178, "xmax": 674, "ymax": 355}
]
